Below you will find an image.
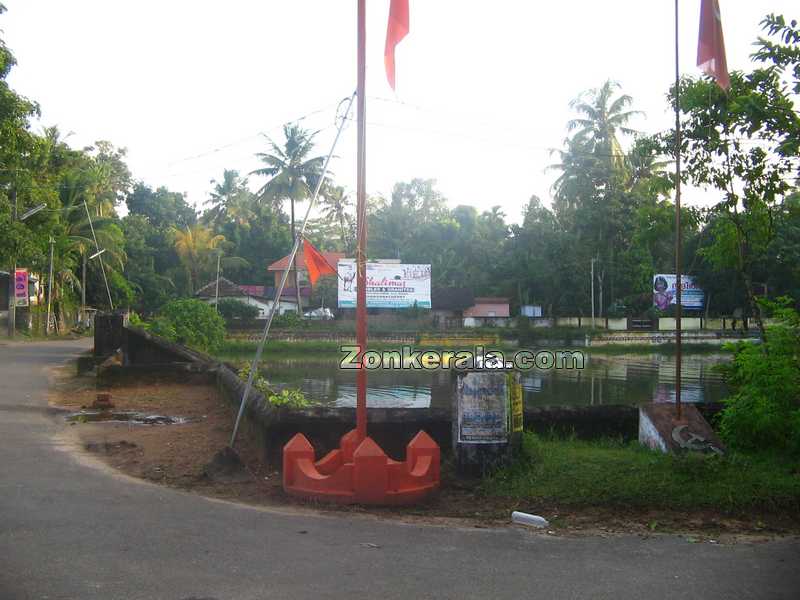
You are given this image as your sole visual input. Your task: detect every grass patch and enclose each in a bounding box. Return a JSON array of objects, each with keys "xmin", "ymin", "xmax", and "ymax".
[{"xmin": 483, "ymin": 432, "xmax": 800, "ymax": 513}]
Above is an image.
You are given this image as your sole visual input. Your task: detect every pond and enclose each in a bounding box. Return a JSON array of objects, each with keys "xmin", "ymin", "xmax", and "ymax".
[{"xmin": 247, "ymin": 351, "xmax": 731, "ymax": 410}]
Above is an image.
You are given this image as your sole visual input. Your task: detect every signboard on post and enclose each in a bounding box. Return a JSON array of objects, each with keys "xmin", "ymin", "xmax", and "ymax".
[
  {"xmin": 456, "ymin": 372, "xmax": 508, "ymax": 444},
  {"xmin": 14, "ymin": 269, "xmax": 29, "ymax": 307},
  {"xmin": 652, "ymin": 274, "xmax": 704, "ymax": 310},
  {"xmin": 338, "ymin": 261, "xmax": 431, "ymax": 309}
]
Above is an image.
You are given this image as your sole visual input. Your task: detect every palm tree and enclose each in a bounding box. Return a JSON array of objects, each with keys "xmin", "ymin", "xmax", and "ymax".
[
  {"xmin": 321, "ymin": 184, "xmax": 354, "ymax": 252},
  {"xmin": 251, "ymin": 123, "xmax": 327, "ymax": 314},
  {"xmin": 567, "ymin": 80, "xmax": 641, "ymax": 172},
  {"xmin": 171, "ymin": 224, "xmax": 225, "ymax": 294},
  {"xmin": 204, "ymin": 169, "xmax": 255, "ymax": 229},
  {"xmin": 59, "ymin": 170, "xmax": 127, "ymax": 313}
]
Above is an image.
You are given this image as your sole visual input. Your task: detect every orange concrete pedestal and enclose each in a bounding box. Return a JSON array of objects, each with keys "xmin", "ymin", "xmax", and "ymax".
[{"xmin": 282, "ymin": 429, "xmax": 440, "ymax": 505}]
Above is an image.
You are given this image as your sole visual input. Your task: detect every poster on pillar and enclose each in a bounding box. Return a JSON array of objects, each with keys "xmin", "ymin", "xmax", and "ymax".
[
  {"xmin": 14, "ymin": 269, "xmax": 29, "ymax": 307},
  {"xmin": 652, "ymin": 274, "xmax": 704, "ymax": 311},
  {"xmin": 457, "ymin": 372, "xmax": 508, "ymax": 444}
]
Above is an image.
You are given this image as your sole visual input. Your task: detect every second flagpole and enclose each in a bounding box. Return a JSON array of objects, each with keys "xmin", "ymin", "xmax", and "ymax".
[
  {"xmin": 673, "ymin": 0, "xmax": 683, "ymax": 421},
  {"xmin": 356, "ymin": 0, "xmax": 368, "ymax": 442}
]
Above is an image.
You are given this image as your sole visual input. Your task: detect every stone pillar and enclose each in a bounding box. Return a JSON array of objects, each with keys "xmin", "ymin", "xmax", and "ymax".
[{"xmin": 452, "ymin": 369, "xmax": 522, "ymax": 477}]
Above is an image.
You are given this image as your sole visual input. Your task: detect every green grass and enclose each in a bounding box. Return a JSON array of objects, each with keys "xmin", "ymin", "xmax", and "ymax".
[{"xmin": 483, "ymin": 433, "xmax": 800, "ymax": 513}]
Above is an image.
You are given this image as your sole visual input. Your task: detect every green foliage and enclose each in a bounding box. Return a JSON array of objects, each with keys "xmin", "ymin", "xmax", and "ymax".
[
  {"xmin": 237, "ymin": 364, "xmax": 311, "ymax": 408},
  {"xmin": 717, "ymin": 298, "xmax": 800, "ymax": 455},
  {"xmin": 150, "ymin": 299, "xmax": 225, "ymax": 353},
  {"xmin": 271, "ymin": 310, "xmax": 306, "ymax": 329},
  {"xmin": 217, "ymin": 298, "xmax": 260, "ymax": 324}
]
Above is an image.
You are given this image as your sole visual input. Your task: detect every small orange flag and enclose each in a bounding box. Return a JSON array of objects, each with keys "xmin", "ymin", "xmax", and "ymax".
[
  {"xmin": 385, "ymin": 0, "xmax": 410, "ymax": 90},
  {"xmin": 303, "ymin": 239, "xmax": 337, "ymax": 285}
]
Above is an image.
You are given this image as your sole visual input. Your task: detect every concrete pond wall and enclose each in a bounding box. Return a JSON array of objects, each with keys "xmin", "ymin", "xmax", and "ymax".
[{"xmin": 98, "ymin": 321, "xmax": 726, "ymax": 468}]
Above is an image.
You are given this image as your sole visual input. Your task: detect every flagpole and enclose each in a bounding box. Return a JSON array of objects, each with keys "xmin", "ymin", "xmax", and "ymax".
[
  {"xmin": 355, "ymin": 0, "xmax": 368, "ymax": 442},
  {"xmin": 673, "ymin": 0, "xmax": 683, "ymax": 421}
]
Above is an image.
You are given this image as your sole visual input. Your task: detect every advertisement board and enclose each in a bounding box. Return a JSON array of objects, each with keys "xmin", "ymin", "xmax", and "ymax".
[
  {"xmin": 14, "ymin": 269, "xmax": 29, "ymax": 307},
  {"xmin": 652, "ymin": 274, "xmax": 704, "ymax": 310},
  {"xmin": 338, "ymin": 261, "xmax": 431, "ymax": 309}
]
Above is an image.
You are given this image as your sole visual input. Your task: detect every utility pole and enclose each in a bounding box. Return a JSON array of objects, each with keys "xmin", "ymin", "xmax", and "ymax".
[
  {"xmin": 590, "ymin": 257, "xmax": 596, "ymax": 328},
  {"xmin": 214, "ymin": 251, "xmax": 222, "ymax": 311},
  {"xmin": 46, "ymin": 237, "xmax": 54, "ymax": 335},
  {"xmin": 7, "ymin": 186, "xmax": 17, "ymax": 338}
]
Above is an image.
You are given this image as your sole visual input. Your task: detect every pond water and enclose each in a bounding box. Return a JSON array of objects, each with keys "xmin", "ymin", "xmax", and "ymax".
[{"xmin": 253, "ymin": 351, "xmax": 731, "ymax": 410}]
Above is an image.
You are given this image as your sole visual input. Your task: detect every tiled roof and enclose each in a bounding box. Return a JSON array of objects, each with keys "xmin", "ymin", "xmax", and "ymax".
[{"xmin": 194, "ymin": 277, "xmax": 247, "ymax": 298}]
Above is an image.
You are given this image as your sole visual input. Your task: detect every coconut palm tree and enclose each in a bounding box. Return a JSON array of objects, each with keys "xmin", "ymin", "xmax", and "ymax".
[
  {"xmin": 172, "ymin": 224, "xmax": 225, "ymax": 294},
  {"xmin": 251, "ymin": 123, "xmax": 327, "ymax": 315},
  {"xmin": 204, "ymin": 169, "xmax": 255, "ymax": 229},
  {"xmin": 320, "ymin": 184, "xmax": 354, "ymax": 252},
  {"xmin": 567, "ymin": 80, "xmax": 641, "ymax": 172},
  {"xmin": 59, "ymin": 170, "xmax": 127, "ymax": 313}
]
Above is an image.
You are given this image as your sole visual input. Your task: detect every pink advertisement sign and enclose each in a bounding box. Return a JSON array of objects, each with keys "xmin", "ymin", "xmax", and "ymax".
[{"xmin": 14, "ymin": 269, "xmax": 29, "ymax": 307}]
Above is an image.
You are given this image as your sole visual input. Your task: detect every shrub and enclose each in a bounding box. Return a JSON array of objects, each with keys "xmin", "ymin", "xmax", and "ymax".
[
  {"xmin": 149, "ymin": 299, "xmax": 225, "ymax": 353},
  {"xmin": 718, "ymin": 298, "xmax": 800, "ymax": 455},
  {"xmin": 217, "ymin": 298, "xmax": 260, "ymax": 325},
  {"xmin": 238, "ymin": 364, "xmax": 312, "ymax": 408}
]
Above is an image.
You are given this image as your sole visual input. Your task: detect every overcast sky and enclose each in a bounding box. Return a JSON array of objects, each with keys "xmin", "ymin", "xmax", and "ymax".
[{"xmin": 3, "ymin": 1, "xmax": 797, "ymax": 223}]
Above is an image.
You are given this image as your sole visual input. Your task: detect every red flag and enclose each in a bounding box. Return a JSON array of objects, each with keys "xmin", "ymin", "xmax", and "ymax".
[
  {"xmin": 303, "ymin": 239, "xmax": 337, "ymax": 286},
  {"xmin": 697, "ymin": 0, "xmax": 730, "ymax": 90},
  {"xmin": 385, "ymin": 0, "xmax": 410, "ymax": 90}
]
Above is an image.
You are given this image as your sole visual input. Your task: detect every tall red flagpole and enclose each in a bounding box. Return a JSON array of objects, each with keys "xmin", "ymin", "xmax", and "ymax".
[{"xmin": 355, "ymin": 0, "xmax": 368, "ymax": 441}]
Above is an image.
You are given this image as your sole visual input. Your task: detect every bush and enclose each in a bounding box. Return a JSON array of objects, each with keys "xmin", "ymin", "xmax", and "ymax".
[
  {"xmin": 718, "ymin": 298, "xmax": 800, "ymax": 455},
  {"xmin": 217, "ymin": 298, "xmax": 260, "ymax": 325},
  {"xmin": 149, "ymin": 299, "xmax": 225, "ymax": 353}
]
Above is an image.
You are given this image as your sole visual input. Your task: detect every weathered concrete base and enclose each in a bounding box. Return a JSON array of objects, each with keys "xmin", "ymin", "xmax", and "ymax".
[{"xmin": 639, "ymin": 403, "xmax": 725, "ymax": 454}]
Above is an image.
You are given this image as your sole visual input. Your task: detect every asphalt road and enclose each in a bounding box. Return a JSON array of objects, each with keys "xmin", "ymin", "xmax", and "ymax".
[{"xmin": 0, "ymin": 339, "xmax": 798, "ymax": 600}]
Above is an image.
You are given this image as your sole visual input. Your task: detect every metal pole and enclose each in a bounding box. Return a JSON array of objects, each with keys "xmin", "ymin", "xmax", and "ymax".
[
  {"xmin": 590, "ymin": 258, "xmax": 595, "ymax": 329},
  {"xmin": 8, "ymin": 187, "xmax": 17, "ymax": 338},
  {"xmin": 355, "ymin": 0, "xmax": 368, "ymax": 442},
  {"xmin": 292, "ymin": 201, "xmax": 303, "ymax": 317},
  {"xmin": 674, "ymin": 0, "xmax": 683, "ymax": 420},
  {"xmin": 46, "ymin": 237, "xmax": 54, "ymax": 335},
  {"xmin": 214, "ymin": 251, "xmax": 221, "ymax": 311},
  {"xmin": 229, "ymin": 92, "xmax": 356, "ymax": 448},
  {"xmin": 82, "ymin": 200, "xmax": 114, "ymax": 311}
]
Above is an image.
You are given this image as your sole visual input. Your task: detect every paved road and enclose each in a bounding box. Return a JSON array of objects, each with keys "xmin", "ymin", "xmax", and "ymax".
[{"xmin": 0, "ymin": 339, "xmax": 798, "ymax": 600}]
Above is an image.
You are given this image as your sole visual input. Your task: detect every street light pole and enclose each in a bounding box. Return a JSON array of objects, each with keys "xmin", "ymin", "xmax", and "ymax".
[
  {"xmin": 46, "ymin": 236, "xmax": 55, "ymax": 336},
  {"xmin": 7, "ymin": 187, "xmax": 17, "ymax": 338}
]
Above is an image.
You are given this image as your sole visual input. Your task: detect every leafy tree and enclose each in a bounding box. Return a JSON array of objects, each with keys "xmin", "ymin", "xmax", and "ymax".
[
  {"xmin": 126, "ymin": 183, "xmax": 196, "ymax": 229},
  {"xmin": 217, "ymin": 298, "xmax": 259, "ymax": 325},
  {"xmin": 251, "ymin": 123, "xmax": 327, "ymax": 310},
  {"xmin": 670, "ymin": 27, "xmax": 800, "ymax": 338},
  {"xmin": 150, "ymin": 298, "xmax": 225, "ymax": 353}
]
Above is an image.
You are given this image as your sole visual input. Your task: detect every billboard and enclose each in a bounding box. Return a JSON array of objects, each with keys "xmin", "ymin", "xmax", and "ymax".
[
  {"xmin": 338, "ymin": 261, "xmax": 431, "ymax": 309},
  {"xmin": 14, "ymin": 269, "xmax": 29, "ymax": 307},
  {"xmin": 653, "ymin": 274, "xmax": 704, "ymax": 310}
]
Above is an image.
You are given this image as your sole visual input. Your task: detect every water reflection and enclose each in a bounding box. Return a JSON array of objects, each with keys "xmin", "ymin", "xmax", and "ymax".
[{"xmin": 257, "ymin": 352, "xmax": 730, "ymax": 409}]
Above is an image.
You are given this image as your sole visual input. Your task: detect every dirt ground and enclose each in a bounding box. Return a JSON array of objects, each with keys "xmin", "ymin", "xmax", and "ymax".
[{"xmin": 49, "ymin": 367, "xmax": 800, "ymax": 541}]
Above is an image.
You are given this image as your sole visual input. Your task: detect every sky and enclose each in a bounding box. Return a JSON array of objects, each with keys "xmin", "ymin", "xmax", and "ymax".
[{"xmin": 3, "ymin": 1, "xmax": 797, "ymax": 224}]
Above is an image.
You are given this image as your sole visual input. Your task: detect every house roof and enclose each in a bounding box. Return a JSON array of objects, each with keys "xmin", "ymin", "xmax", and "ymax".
[
  {"xmin": 267, "ymin": 250, "xmax": 348, "ymax": 272},
  {"xmin": 264, "ymin": 286, "xmax": 312, "ymax": 300},
  {"xmin": 195, "ymin": 277, "xmax": 247, "ymax": 298},
  {"xmin": 239, "ymin": 285, "xmax": 265, "ymax": 297},
  {"xmin": 473, "ymin": 297, "xmax": 510, "ymax": 304},
  {"xmin": 431, "ymin": 287, "xmax": 475, "ymax": 311}
]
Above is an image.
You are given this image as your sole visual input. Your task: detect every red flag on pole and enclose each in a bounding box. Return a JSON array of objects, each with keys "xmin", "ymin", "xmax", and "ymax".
[
  {"xmin": 385, "ymin": 0, "xmax": 410, "ymax": 90},
  {"xmin": 303, "ymin": 239, "xmax": 337, "ymax": 286},
  {"xmin": 697, "ymin": 0, "xmax": 730, "ymax": 90}
]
